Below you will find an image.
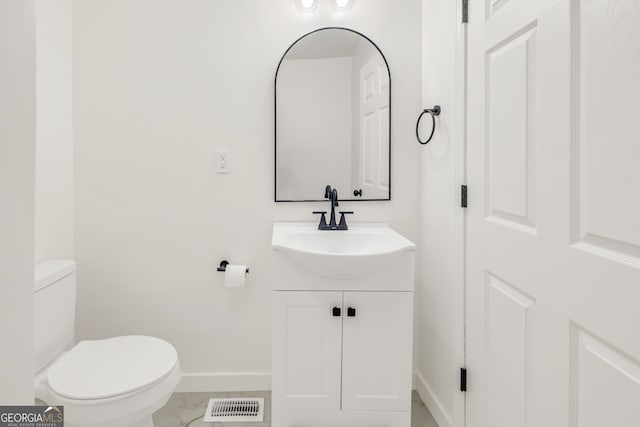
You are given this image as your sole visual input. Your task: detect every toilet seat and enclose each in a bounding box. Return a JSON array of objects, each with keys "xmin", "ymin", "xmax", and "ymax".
[{"xmin": 47, "ymin": 336, "xmax": 178, "ymax": 401}]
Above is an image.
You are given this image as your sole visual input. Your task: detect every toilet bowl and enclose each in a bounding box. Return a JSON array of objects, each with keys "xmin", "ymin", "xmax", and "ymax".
[{"xmin": 34, "ymin": 261, "xmax": 181, "ymax": 427}]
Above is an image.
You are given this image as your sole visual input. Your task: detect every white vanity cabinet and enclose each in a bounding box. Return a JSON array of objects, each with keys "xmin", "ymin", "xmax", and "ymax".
[
  {"xmin": 272, "ymin": 291, "xmax": 343, "ymax": 412},
  {"xmin": 271, "ymin": 222, "xmax": 416, "ymax": 427},
  {"xmin": 272, "ymin": 290, "xmax": 413, "ymax": 427},
  {"xmin": 341, "ymin": 291, "xmax": 413, "ymax": 412}
]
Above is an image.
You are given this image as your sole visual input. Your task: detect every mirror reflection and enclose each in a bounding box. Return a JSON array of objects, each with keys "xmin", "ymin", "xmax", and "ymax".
[{"xmin": 275, "ymin": 28, "xmax": 391, "ymax": 201}]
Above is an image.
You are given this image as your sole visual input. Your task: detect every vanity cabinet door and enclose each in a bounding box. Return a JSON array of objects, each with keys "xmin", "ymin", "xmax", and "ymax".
[
  {"xmin": 272, "ymin": 291, "xmax": 343, "ymax": 411},
  {"xmin": 341, "ymin": 291, "xmax": 413, "ymax": 412}
]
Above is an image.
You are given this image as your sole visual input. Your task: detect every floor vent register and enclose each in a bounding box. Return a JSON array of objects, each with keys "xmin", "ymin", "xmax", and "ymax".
[{"xmin": 203, "ymin": 397, "xmax": 264, "ymax": 422}]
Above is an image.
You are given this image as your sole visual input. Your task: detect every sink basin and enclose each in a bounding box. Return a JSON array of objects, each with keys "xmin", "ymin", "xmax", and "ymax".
[{"xmin": 272, "ymin": 223, "xmax": 416, "ymax": 280}]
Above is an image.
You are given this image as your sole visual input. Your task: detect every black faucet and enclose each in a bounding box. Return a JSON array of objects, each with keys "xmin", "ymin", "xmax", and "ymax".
[
  {"xmin": 313, "ymin": 185, "xmax": 353, "ymax": 230},
  {"xmin": 326, "ymin": 185, "xmax": 339, "ymax": 227}
]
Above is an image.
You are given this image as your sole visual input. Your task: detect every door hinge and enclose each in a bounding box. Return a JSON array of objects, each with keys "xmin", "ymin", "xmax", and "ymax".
[
  {"xmin": 460, "ymin": 368, "xmax": 467, "ymax": 392},
  {"xmin": 462, "ymin": 0, "xmax": 469, "ymax": 23},
  {"xmin": 461, "ymin": 185, "xmax": 468, "ymax": 208}
]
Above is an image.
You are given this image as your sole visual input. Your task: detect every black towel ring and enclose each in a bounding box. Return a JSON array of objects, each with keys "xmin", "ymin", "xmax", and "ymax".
[{"xmin": 416, "ymin": 105, "xmax": 441, "ymax": 145}]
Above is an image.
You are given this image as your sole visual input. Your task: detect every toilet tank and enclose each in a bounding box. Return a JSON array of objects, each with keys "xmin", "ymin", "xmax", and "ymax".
[{"xmin": 34, "ymin": 260, "xmax": 77, "ymax": 373}]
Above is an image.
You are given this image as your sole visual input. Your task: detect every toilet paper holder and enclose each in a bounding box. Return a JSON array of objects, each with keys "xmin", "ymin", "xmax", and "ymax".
[{"xmin": 217, "ymin": 260, "xmax": 249, "ymax": 274}]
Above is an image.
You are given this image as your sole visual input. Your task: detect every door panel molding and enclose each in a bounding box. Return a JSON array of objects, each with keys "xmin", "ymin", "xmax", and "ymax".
[
  {"xmin": 570, "ymin": 0, "xmax": 640, "ymax": 266},
  {"xmin": 570, "ymin": 323, "xmax": 640, "ymax": 427},
  {"xmin": 485, "ymin": 23, "xmax": 538, "ymax": 234}
]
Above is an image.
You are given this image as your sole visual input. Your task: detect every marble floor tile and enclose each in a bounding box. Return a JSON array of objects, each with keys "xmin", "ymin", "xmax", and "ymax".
[
  {"xmin": 411, "ymin": 390, "xmax": 440, "ymax": 427},
  {"xmin": 154, "ymin": 390, "xmax": 437, "ymax": 427},
  {"xmin": 153, "ymin": 391, "xmax": 271, "ymax": 427}
]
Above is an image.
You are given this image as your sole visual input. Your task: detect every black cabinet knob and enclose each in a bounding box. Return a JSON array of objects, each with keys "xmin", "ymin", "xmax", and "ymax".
[
  {"xmin": 353, "ymin": 189, "xmax": 363, "ymax": 197},
  {"xmin": 347, "ymin": 307, "xmax": 356, "ymax": 317},
  {"xmin": 332, "ymin": 307, "xmax": 341, "ymax": 317}
]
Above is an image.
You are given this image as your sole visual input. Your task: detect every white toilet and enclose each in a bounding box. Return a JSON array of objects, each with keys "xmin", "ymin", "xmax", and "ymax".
[{"xmin": 34, "ymin": 260, "xmax": 181, "ymax": 427}]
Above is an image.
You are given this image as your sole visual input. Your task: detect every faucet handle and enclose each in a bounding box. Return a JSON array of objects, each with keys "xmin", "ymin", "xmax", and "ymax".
[
  {"xmin": 338, "ymin": 211, "xmax": 354, "ymax": 230},
  {"xmin": 313, "ymin": 211, "xmax": 328, "ymax": 230}
]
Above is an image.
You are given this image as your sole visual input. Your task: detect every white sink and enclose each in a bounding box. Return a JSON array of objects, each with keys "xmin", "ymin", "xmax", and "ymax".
[{"xmin": 272, "ymin": 223, "xmax": 416, "ymax": 280}]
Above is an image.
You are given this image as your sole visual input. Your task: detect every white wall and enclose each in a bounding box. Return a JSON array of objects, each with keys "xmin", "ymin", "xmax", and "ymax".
[
  {"xmin": 35, "ymin": 0, "xmax": 74, "ymax": 262},
  {"xmin": 276, "ymin": 57, "xmax": 352, "ymax": 200},
  {"xmin": 73, "ymin": 0, "xmax": 422, "ymax": 391},
  {"xmin": 0, "ymin": 0, "xmax": 36, "ymax": 403},
  {"xmin": 416, "ymin": 0, "xmax": 465, "ymax": 426}
]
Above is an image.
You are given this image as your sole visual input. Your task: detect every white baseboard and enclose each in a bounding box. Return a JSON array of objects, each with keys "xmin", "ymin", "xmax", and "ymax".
[
  {"xmin": 415, "ymin": 371, "xmax": 453, "ymax": 427},
  {"xmin": 176, "ymin": 372, "xmax": 271, "ymax": 393}
]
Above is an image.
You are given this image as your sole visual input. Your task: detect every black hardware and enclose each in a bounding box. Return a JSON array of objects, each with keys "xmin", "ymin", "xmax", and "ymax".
[
  {"xmin": 324, "ymin": 185, "xmax": 333, "ymax": 200},
  {"xmin": 317, "ymin": 186, "xmax": 351, "ymax": 230},
  {"xmin": 461, "ymin": 185, "xmax": 468, "ymax": 208},
  {"xmin": 332, "ymin": 307, "xmax": 342, "ymax": 317},
  {"xmin": 460, "ymin": 368, "xmax": 467, "ymax": 392},
  {"xmin": 462, "ymin": 0, "xmax": 469, "ymax": 23},
  {"xmin": 326, "ymin": 185, "xmax": 339, "ymax": 228},
  {"xmin": 275, "ymin": 27, "xmax": 391, "ymax": 202},
  {"xmin": 313, "ymin": 211, "xmax": 328, "ymax": 229},
  {"xmin": 217, "ymin": 260, "xmax": 249, "ymax": 274},
  {"xmin": 353, "ymin": 189, "xmax": 363, "ymax": 197},
  {"xmin": 416, "ymin": 105, "xmax": 441, "ymax": 145},
  {"xmin": 338, "ymin": 211, "xmax": 354, "ymax": 230},
  {"xmin": 347, "ymin": 307, "xmax": 356, "ymax": 317}
]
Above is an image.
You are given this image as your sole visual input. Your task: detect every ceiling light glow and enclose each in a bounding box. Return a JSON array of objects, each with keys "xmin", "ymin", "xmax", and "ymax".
[
  {"xmin": 295, "ymin": 0, "xmax": 318, "ymax": 12},
  {"xmin": 333, "ymin": 0, "xmax": 355, "ymax": 12}
]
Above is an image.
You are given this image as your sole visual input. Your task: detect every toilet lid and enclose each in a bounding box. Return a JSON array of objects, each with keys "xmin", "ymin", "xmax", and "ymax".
[{"xmin": 47, "ymin": 336, "xmax": 178, "ymax": 400}]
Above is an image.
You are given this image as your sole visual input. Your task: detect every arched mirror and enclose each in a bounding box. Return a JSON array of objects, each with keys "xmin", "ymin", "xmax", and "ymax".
[{"xmin": 275, "ymin": 27, "xmax": 391, "ymax": 202}]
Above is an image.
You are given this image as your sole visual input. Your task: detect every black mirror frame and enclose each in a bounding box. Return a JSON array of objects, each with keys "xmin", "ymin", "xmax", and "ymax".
[{"xmin": 274, "ymin": 27, "xmax": 391, "ymax": 202}]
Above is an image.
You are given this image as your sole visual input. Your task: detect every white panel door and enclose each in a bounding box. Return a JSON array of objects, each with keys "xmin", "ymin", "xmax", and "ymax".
[
  {"xmin": 341, "ymin": 292, "xmax": 413, "ymax": 412},
  {"xmin": 358, "ymin": 56, "xmax": 390, "ymax": 199},
  {"xmin": 272, "ymin": 291, "xmax": 343, "ymax": 411},
  {"xmin": 467, "ymin": 0, "xmax": 640, "ymax": 426}
]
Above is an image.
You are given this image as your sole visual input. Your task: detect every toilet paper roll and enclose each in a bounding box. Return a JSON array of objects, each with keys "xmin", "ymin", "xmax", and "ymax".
[{"xmin": 224, "ymin": 264, "xmax": 247, "ymax": 288}]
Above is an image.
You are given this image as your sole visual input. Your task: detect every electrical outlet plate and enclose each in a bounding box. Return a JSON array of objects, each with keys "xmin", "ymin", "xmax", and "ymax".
[{"xmin": 217, "ymin": 150, "xmax": 230, "ymax": 173}]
